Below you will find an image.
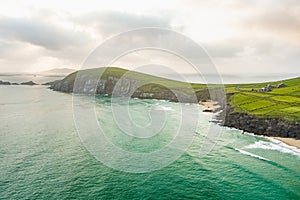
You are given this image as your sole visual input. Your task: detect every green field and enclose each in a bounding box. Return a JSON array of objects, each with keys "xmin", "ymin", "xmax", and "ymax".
[
  {"xmin": 225, "ymin": 77, "xmax": 300, "ymax": 121},
  {"xmin": 58, "ymin": 67, "xmax": 300, "ymax": 121}
]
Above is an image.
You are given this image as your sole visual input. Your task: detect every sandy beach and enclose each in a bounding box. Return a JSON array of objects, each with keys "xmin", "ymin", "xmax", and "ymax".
[
  {"xmin": 199, "ymin": 101, "xmax": 218, "ymax": 111},
  {"xmin": 272, "ymin": 137, "xmax": 300, "ymax": 149}
]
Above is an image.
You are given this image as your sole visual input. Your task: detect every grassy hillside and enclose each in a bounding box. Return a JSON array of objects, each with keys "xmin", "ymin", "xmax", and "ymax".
[
  {"xmin": 61, "ymin": 67, "xmax": 207, "ymax": 92},
  {"xmin": 225, "ymin": 77, "xmax": 300, "ymax": 121},
  {"xmin": 57, "ymin": 67, "xmax": 300, "ymax": 121}
]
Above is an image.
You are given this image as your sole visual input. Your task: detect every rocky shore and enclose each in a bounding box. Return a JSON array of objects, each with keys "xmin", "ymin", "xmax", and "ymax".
[
  {"xmin": 50, "ymin": 73, "xmax": 300, "ymax": 139},
  {"xmin": 217, "ymin": 105, "xmax": 300, "ymax": 139},
  {"xmin": 49, "ymin": 67, "xmax": 299, "ymax": 140}
]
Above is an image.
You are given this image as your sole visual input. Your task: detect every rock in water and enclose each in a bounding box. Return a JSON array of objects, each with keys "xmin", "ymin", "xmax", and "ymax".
[
  {"xmin": 203, "ymin": 109, "xmax": 213, "ymax": 112},
  {"xmin": 21, "ymin": 81, "xmax": 37, "ymax": 85},
  {"xmin": 0, "ymin": 80, "xmax": 11, "ymax": 85}
]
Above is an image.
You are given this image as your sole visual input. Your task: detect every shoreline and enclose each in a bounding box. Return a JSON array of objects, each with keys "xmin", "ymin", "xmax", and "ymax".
[
  {"xmin": 218, "ymin": 103, "xmax": 300, "ymax": 139},
  {"xmin": 272, "ymin": 137, "xmax": 300, "ymax": 149},
  {"xmin": 199, "ymin": 101, "xmax": 218, "ymax": 111}
]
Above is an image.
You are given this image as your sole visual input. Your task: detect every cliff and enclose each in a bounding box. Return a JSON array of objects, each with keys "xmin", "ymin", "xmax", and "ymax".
[
  {"xmin": 50, "ymin": 67, "xmax": 300, "ymax": 139},
  {"xmin": 218, "ymin": 77, "xmax": 300, "ymax": 139},
  {"xmin": 220, "ymin": 105, "xmax": 300, "ymax": 139},
  {"xmin": 50, "ymin": 67, "xmax": 225, "ymax": 103}
]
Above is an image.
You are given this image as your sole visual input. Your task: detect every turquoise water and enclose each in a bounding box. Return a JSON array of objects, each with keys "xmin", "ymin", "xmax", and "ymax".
[{"xmin": 0, "ymin": 86, "xmax": 300, "ymax": 199}]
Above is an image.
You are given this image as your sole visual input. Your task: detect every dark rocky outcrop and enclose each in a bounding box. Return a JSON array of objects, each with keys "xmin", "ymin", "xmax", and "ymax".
[
  {"xmin": 0, "ymin": 80, "xmax": 19, "ymax": 85},
  {"xmin": 203, "ymin": 109, "xmax": 213, "ymax": 112},
  {"xmin": 21, "ymin": 81, "xmax": 37, "ymax": 85},
  {"xmin": 0, "ymin": 80, "xmax": 11, "ymax": 85},
  {"xmin": 217, "ymin": 104, "xmax": 300, "ymax": 139}
]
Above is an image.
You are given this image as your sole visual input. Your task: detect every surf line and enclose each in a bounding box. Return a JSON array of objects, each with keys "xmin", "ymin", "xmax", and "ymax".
[{"xmin": 234, "ymin": 148, "xmax": 270, "ymax": 161}]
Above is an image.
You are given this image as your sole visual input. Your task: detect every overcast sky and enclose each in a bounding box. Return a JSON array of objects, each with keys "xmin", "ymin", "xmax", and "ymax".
[{"xmin": 0, "ymin": 0, "xmax": 299, "ymax": 75}]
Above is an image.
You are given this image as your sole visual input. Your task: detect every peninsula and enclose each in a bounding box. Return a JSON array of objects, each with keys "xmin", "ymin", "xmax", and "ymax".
[{"xmin": 49, "ymin": 67, "xmax": 300, "ymax": 140}]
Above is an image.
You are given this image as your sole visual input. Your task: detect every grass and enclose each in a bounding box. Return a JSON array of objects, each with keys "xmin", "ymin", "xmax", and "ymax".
[
  {"xmin": 227, "ymin": 77, "xmax": 300, "ymax": 121},
  {"xmin": 63, "ymin": 67, "xmax": 207, "ymax": 92},
  {"xmin": 269, "ymin": 86, "xmax": 300, "ymax": 95},
  {"xmin": 239, "ymin": 100, "xmax": 275, "ymax": 111},
  {"xmin": 250, "ymin": 104, "xmax": 290, "ymax": 115},
  {"xmin": 271, "ymin": 96, "xmax": 300, "ymax": 103},
  {"xmin": 233, "ymin": 94, "xmax": 257, "ymax": 105},
  {"xmin": 61, "ymin": 67, "xmax": 300, "ymax": 121}
]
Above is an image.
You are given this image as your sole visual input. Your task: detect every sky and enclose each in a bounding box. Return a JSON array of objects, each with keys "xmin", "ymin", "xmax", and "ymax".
[{"xmin": 0, "ymin": 0, "xmax": 299, "ymax": 76}]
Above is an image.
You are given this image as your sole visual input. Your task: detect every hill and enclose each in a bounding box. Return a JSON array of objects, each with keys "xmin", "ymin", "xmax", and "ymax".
[
  {"xmin": 50, "ymin": 67, "xmax": 221, "ymax": 103},
  {"xmin": 49, "ymin": 67, "xmax": 299, "ymax": 138},
  {"xmin": 226, "ymin": 77, "xmax": 300, "ymax": 121},
  {"xmin": 223, "ymin": 77, "xmax": 300, "ymax": 138}
]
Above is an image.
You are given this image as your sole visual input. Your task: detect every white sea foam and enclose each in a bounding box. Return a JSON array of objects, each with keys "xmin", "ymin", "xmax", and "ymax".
[
  {"xmin": 244, "ymin": 139, "xmax": 300, "ymax": 157},
  {"xmin": 234, "ymin": 148, "xmax": 270, "ymax": 161},
  {"xmin": 152, "ymin": 105, "xmax": 174, "ymax": 111},
  {"xmin": 243, "ymin": 132, "xmax": 258, "ymax": 137}
]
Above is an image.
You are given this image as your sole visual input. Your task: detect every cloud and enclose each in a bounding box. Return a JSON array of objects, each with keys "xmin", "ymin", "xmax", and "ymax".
[
  {"xmin": 0, "ymin": 16, "xmax": 89, "ymax": 50},
  {"xmin": 244, "ymin": 12, "xmax": 300, "ymax": 44},
  {"xmin": 236, "ymin": 1, "xmax": 300, "ymax": 45},
  {"xmin": 0, "ymin": 1, "xmax": 299, "ymax": 76},
  {"xmin": 203, "ymin": 40, "xmax": 244, "ymax": 58},
  {"xmin": 197, "ymin": 0, "xmax": 300, "ymax": 60},
  {"xmin": 73, "ymin": 11, "xmax": 173, "ymax": 36},
  {"xmin": 0, "ymin": 10, "xmax": 174, "ymax": 72}
]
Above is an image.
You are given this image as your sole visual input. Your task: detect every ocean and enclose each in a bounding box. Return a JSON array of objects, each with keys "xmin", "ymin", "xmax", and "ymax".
[
  {"xmin": 0, "ymin": 73, "xmax": 299, "ymax": 84},
  {"xmin": 0, "ymin": 85, "xmax": 299, "ymax": 199}
]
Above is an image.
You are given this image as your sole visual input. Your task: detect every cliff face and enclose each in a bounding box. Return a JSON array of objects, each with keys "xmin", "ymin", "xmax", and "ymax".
[
  {"xmin": 50, "ymin": 67, "xmax": 299, "ymax": 138},
  {"xmin": 49, "ymin": 67, "xmax": 222, "ymax": 103},
  {"xmin": 220, "ymin": 106, "xmax": 300, "ymax": 139}
]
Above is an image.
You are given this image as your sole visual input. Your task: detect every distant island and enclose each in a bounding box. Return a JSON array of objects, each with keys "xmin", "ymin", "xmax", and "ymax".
[
  {"xmin": 0, "ymin": 80, "xmax": 38, "ymax": 85},
  {"xmin": 38, "ymin": 68, "xmax": 76, "ymax": 76},
  {"xmin": 20, "ymin": 81, "xmax": 38, "ymax": 85},
  {"xmin": 45, "ymin": 67, "xmax": 299, "ymax": 139},
  {"xmin": 0, "ymin": 80, "xmax": 15, "ymax": 85}
]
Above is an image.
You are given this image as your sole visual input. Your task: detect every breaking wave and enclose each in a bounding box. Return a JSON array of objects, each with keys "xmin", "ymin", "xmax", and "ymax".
[
  {"xmin": 234, "ymin": 148, "xmax": 270, "ymax": 161},
  {"xmin": 244, "ymin": 139, "xmax": 300, "ymax": 158}
]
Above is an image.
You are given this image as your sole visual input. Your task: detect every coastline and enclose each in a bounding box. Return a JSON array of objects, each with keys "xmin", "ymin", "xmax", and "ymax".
[
  {"xmin": 199, "ymin": 101, "xmax": 216, "ymax": 108},
  {"xmin": 201, "ymin": 101, "xmax": 300, "ymax": 150},
  {"xmin": 272, "ymin": 137, "xmax": 300, "ymax": 150},
  {"xmin": 199, "ymin": 101, "xmax": 218, "ymax": 111},
  {"xmin": 218, "ymin": 104, "xmax": 300, "ymax": 139},
  {"xmin": 49, "ymin": 67, "xmax": 299, "ymax": 142}
]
